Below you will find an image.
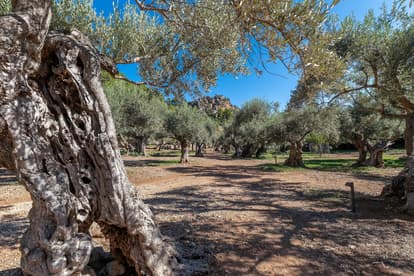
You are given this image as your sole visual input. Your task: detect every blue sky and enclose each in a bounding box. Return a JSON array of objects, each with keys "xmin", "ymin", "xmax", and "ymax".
[{"xmin": 94, "ymin": 0, "xmax": 397, "ymax": 108}]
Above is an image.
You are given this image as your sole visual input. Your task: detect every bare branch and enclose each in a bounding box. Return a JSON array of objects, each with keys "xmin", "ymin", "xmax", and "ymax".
[{"xmin": 134, "ymin": 0, "xmax": 169, "ymax": 18}]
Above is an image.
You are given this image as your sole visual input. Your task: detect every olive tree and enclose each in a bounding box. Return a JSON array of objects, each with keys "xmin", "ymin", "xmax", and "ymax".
[
  {"xmin": 165, "ymin": 104, "xmax": 208, "ymax": 163},
  {"xmin": 330, "ymin": 6, "xmax": 414, "ymax": 155},
  {"xmin": 320, "ymin": 3, "xmax": 414, "ymax": 210},
  {"xmin": 193, "ymin": 117, "xmax": 218, "ymax": 157},
  {"xmin": 224, "ymin": 99, "xmax": 272, "ymax": 158},
  {"xmin": 105, "ymin": 79, "xmax": 167, "ymax": 156},
  {"xmin": 269, "ymin": 105, "xmax": 339, "ymax": 167},
  {"xmin": 339, "ymin": 101, "xmax": 403, "ymax": 167}
]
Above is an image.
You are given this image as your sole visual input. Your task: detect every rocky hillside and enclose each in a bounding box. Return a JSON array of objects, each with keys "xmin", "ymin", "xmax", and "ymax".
[{"xmin": 189, "ymin": 95, "xmax": 237, "ymax": 118}]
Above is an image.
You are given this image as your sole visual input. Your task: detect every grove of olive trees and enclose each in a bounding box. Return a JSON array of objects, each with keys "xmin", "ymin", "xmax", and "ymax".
[{"xmin": 1, "ymin": 0, "xmax": 414, "ymax": 275}]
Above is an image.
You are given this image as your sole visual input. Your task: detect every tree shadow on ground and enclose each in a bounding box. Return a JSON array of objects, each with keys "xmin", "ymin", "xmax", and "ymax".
[
  {"xmin": 148, "ymin": 162, "xmax": 414, "ymax": 275},
  {"xmin": 0, "ymin": 213, "xmax": 28, "ymax": 249},
  {"xmin": 167, "ymin": 164, "xmax": 269, "ymax": 181},
  {"xmin": 1, "ymin": 157, "xmax": 412, "ymax": 275},
  {"xmin": 0, "ymin": 269, "xmax": 22, "ymax": 276},
  {"xmin": 202, "ymin": 153, "xmax": 234, "ymax": 161},
  {"xmin": 0, "ymin": 169, "xmax": 17, "ymax": 185},
  {"xmin": 258, "ymin": 162, "xmax": 395, "ymax": 185},
  {"xmin": 123, "ymin": 159, "xmax": 178, "ymax": 167}
]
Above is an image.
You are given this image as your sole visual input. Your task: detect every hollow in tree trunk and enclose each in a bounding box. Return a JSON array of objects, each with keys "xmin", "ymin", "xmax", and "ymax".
[
  {"xmin": 285, "ymin": 141, "xmax": 304, "ymax": 167},
  {"xmin": 180, "ymin": 140, "xmax": 189, "ymax": 163},
  {"xmin": 0, "ymin": 1, "xmax": 175, "ymax": 274}
]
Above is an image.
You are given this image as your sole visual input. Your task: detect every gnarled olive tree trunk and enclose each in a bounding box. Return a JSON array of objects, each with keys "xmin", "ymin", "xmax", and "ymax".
[
  {"xmin": 402, "ymin": 114, "xmax": 414, "ymax": 212},
  {"xmin": 136, "ymin": 136, "xmax": 147, "ymax": 157},
  {"xmin": 382, "ymin": 114, "xmax": 414, "ymax": 212},
  {"xmin": 180, "ymin": 140, "xmax": 189, "ymax": 163},
  {"xmin": 285, "ymin": 141, "xmax": 304, "ymax": 167},
  {"xmin": 0, "ymin": 1, "xmax": 175, "ymax": 275},
  {"xmin": 195, "ymin": 142, "xmax": 204, "ymax": 157},
  {"xmin": 366, "ymin": 141, "xmax": 393, "ymax": 168},
  {"xmin": 233, "ymin": 143, "xmax": 242, "ymax": 158},
  {"xmin": 351, "ymin": 133, "xmax": 391, "ymax": 168},
  {"xmin": 352, "ymin": 133, "xmax": 368, "ymax": 166}
]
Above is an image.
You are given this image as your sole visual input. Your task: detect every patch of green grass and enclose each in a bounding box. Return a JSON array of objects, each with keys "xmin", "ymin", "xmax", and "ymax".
[
  {"xmin": 149, "ymin": 150, "xmax": 181, "ymax": 158},
  {"xmin": 386, "ymin": 148, "xmax": 406, "ymax": 155},
  {"xmin": 257, "ymin": 163, "xmax": 305, "ymax": 172},
  {"xmin": 303, "ymin": 188, "xmax": 347, "ymax": 204},
  {"xmin": 331, "ymin": 149, "xmax": 359, "ymax": 154},
  {"xmin": 304, "ymin": 158, "xmax": 356, "ymax": 171},
  {"xmin": 258, "ymin": 153, "xmax": 406, "ymax": 173},
  {"xmin": 0, "ymin": 181, "xmax": 19, "ymax": 186},
  {"xmin": 383, "ymin": 156, "xmax": 407, "ymax": 168},
  {"xmin": 145, "ymin": 159, "xmax": 180, "ymax": 166}
]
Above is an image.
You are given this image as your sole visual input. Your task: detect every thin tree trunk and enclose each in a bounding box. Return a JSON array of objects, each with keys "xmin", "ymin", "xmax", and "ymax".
[
  {"xmin": 142, "ymin": 139, "xmax": 147, "ymax": 157},
  {"xmin": 180, "ymin": 140, "xmax": 189, "ymax": 163},
  {"xmin": 285, "ymin": 141, "xmax": 304, "ymax": 167},
  {"xmin": 137, "ymin": 136, "xmax": 147, "ymax": 157},
  {"xmin": 233, "ymin": 144, "xmax": 242, "ymax": 158},
  {"xmin": 223, "ymin": 145, "xmax": 230, "ymax": 154},
  {"xmin": 158, "ymin": 139, "xmax": 164, "ymax": 151},
  {"xmin": 0, "ymin": 2, "xmax": 175, "ymax": 274},
  {"xmin": 195, "ymin": 143, "xmax": 204, "ymax": 157},
  {"xmin": 255, "ymin": 145, "xmax": 265, "ymax": 158}
]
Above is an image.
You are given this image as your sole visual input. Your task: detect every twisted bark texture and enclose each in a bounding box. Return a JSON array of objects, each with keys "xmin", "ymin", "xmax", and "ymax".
[
  {"xmin": 195, "ymin": 143, "xmax": 204, "ymax": 157},
  {"xmin": 0, "ymin": 1, "xmax": 175, "ymax": 275},
  {"xmin": 180, "ymin": 141, "xmax": 189, "ymax": 163},
  {"xmin": 285, "ymin": 142, "xmax": 304, "ymax": 167},
  {"xmin": 383, "ymin": 115, "xmax": 414, "ymax": 212},
  {"xmin": 352, "ymin": 133, "xmax": 392, "ymax": 168}
]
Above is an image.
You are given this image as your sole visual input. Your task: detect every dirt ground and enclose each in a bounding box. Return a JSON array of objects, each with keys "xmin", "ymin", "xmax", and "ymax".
[{"xmin": 1, "ymin": 152, "xmax": 414, "ymax": 275}]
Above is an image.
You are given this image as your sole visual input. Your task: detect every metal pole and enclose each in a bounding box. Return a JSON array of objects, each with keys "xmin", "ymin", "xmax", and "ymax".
[{"xmin": 345, "ymin": 182, "xmax": 356, "ymax": 213}]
